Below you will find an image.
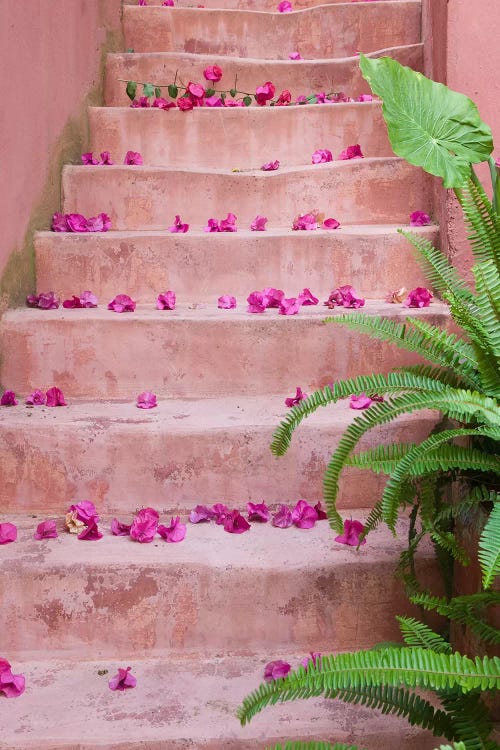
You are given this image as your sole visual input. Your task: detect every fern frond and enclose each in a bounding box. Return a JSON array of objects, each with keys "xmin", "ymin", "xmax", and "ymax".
[
  {"xmin": 427, "ymin": 528, "xmax": 470, "ymax": 566},
  {"xmin": 397, "ymin": 364, "xmax": 468, "ymax": 388},
  {"xmin": 434, "ymin": 745, "xmax": 466, "ymax": 750},
  {"xmin": 478, "ymin": 500, "xmax": 500, "ymax": 589},
  {"xmin": 473, "ymin": 261, "xmax": 500, "ymax": 396},
  {"xmin": 455, "ymin": 177, "xmax": 500, "ymax": 271},
  {"xmin": 440, "ymin": 691, "xmax": 495, "ymax": 750},
  {"xmin": 397, "ymin": 616, "xmax": 452, "ymax": 653},
  {"xmin": 410, "ymin": 592, "xmax": 500, "ymax": 645}
]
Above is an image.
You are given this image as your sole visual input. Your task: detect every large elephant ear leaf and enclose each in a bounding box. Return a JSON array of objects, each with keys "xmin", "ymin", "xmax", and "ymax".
[{"xmin": 359, "ymin": 55, "xmax": 493, "ymax": 188}]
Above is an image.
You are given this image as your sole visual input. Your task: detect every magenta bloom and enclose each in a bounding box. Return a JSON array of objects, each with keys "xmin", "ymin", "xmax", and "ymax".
[
  {"xmin": 124, "ymin": 151, "xmax": 143, "ymax": 165},
  {"xmin": 25, "ymin": 389, "xmax": 46, "ymax": 406},
  {"xmin": 1, "ymin": 391, "xmax": 17, "ymax": 406},
  {"xmin": 301, "ymin": 652, "xmax": 321, "ymax": 670},
  {"xmin": 404, "ymin": 287, "xmax": 433, "ymax": 308},
  {"xmin": 212, "ymin": 503, "xmax": 230, "ymax": 525},
  {"xmin": 178, "ymin": 97, "xmax": 194, "ymax": 111},
  {"xmin": 162, "ymin": 0, "xmax": 174, "ymax": 5},
  {"xmin": 169, "ymin": 215, "xmax": 189, "ymax": 233},
  {"xmin": 323, "ymin": 218, "xmax": 341, "ymax": 230},
  {"xmin": 158, "ymin": 516, "xmax": 187, "ymax": 543},
  {"xmin": 335, "ymin": 519, "xmax": 367, "ymax": 546},
  {"xmin": 223, "ymin": 510, "xmax": 251, "ymax": 534},
  {"xmin": 277, "ymin": 0, "xmax": 292, "ymax": 11},
  {"xmin": 350, "ymin": 393, "xmax": 374, "ymax": 410},
  {"xmin": 357, "ymin": 94, "xmax": 373, "ymax": 102},
  {"xmin": 26, "ymin": 291, "xmax": 60, "ymax": 309},
  {"xmin": 156, "ymin": 291, "xmax": 176, "ymax": 310},
  {"xmin": 220, "ymin": 213, "xmax": 237, "ymax": 232},
  {"xmin": 136, "ymin": 391, "xmax": 158, "ymax": 409},
  {"xmin": 298, "ymin": 288, "xmax": 319, "ymax": 306},
  {"xmin": 66, "ymin": 213, "xmax": 89, "ymax": 232},
  {"xmin": 204, "ymin": 218, "xmax": 220, "ymax": 233},
  {"xmin": 276, "ymin": 90, "xmax": 292, "ymax": 106},
  {"xmin": 189, "ymin": 505, "xmax": 215, "ymax": 524},
  {"xmin": 0, "ymin": 660, "xmax": 25, "ymax": 698},
  {"xmin": 312, "ymin": 149, "xmax": 333, "ymax": 164},
  {"xmin": 262, "ymin": 288, "xmax": 284, "ymax": 308},
  {"xmin": 88, "ymin": 213, "xmax": 111, "ymax": 232},
  {"xmin": 203, "ymin": 65, "xmax": 223, "ymax": 82},
  {"xmin": 109, "ymin": 666, "xmax": 137, "ymax": 691},
  {"xmin": 410, "ymin": 211, "xmax": 431, "ymax": 227},
  {"xmin": 247, "ymin": 291, "xmax": 268, "ymax": 313},
  {"xmin": 130, "ymin": 507, "xmax": 159, "ymax": 543},
  {"xmin": 325, "ymin": 285, "xmax": 364, "ymax": 309},
  {"xmin": 82, "ymin": 152, "xmax": 99, "ymax": 165},
  {"xmin": 187, "ymin": 81, "xmax": 205, "ymax": 100},
  {"xmin": 338, "ymin": 144, "xmax": 364, "ymax": 160},
  {"xmin": 77, "ymin": 518, "xmax": 103, "ymax": 540},
  {"xmin": 292, "ymin": 213, "xmax": 318, "ymax": 231},
  {"xmin": 261, "ymin": 160, "xmax": 280, "ymax": 171},
  {"xmin": 111, "ymin": 518, "xmax": 132, "ymax": 536},
  {"xmin": 0, "ymin": 523, "xmax": 17, "ymax": 545},
  {"xmin": 289, "ymin": 51, "xmax": 302, "ymax": 60},
  {"xmin": 255, "ymin": 81, "xmax": 276, "ymax": 106},
  {"xmin": 205, "ymin": 95, "xmax": 224, "ymax": 107},
  {"xmin": 63, "ymin": 290, "xmax": 98, "ymax": 308},
  {"xmin": 218, "ymin": 295, "xmax": 237, "ymax": 309},
  {"xmin": 138, "ymin": 0, "xmax": 147, "ymax": 5},
  {"xmin": 315, "ymin": 501, "xmax": 327, "ymax": 520},
  {"xmin": 279, "ymin": 297, "xmax": 301, "ymax": 315},
  {"xmin": 153, "ymin": 97, "xmax": 175, "ymax": 110},
  {"xmin": 272, "ymin": 504, "xmax": 293, "ymax": 529},
  {"xmin": 51, "ymin": 212, "xmax": 70, "ymax": 232},
  {"xmin": 34, "ymin": 520, "xmax": 58, "ymax": 540},
  {"xmin": 285, "ymin": 387, "xmax": 307, "ymax": 408},
  {"xmin": 46, "ymin": 387, "xmax": 66, "ymax": 407},
  {"xmin": 247, "ymin": 502, "xmax": 270, "ymax": 522},
  {"xmin": 108, "ymin": 294, "xmax": 136, "ymax": 312},
  {"xmin": 99, "ymin": 151, "xmax": 114, "ymax": 165},
  {"xmin": 292, "ymin": 499, "xmax": 319, "ymax": 529},
  {"xmin": 69, "ymin": 500, "xmax": 99, "ymax": 524},
  {"xmin": 264, "ymin": 660, "xmax": 291, "ymax": 681}
]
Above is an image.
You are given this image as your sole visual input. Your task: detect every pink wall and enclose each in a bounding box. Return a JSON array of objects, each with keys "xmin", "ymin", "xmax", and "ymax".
[{"xmin": 0, "ymin": 0, "xmax": 122, "ymax": 307}]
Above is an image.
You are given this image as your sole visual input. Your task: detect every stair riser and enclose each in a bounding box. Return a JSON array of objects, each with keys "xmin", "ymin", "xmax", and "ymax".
[
  {"xmin": 89, "ymin": 102, "xmax": 393, "ymax": 169},
  {"xmin": 35, "ymin": 228, "xmax": 435, "ymax": 302},
  {"xmin": 61, "ymin": 160, "xmax": 433, "ymax": 229},
  {"xmin": 123, "ymin": 3, "xmax": 421, "ymax": 58},
  {"xmin": 104, "ymin": 45, "xmax": 423, "ymax": 106},
  {"xmin": 0, "ymin": 412, "xmax": 437, "ymax": 514},
  {"xmin": 124, "ymin": 0, "xmax": 415, "ymax": 7},
  {"xmin": 1, "ymin": 308, "xmax": 449, "ymax": 399}
]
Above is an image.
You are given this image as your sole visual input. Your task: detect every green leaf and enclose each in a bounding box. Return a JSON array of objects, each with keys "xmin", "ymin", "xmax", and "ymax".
[
  {"xmin": 154, "ymin": 86, "xmax": 162, "ymax": 99},
  {"xmin": 243, "ymin": 96, "xmax": 252, "ymax": 107},
  {"xmin": 205, "ymin": 87, "xmax": 216, "ymax": 97},
  {"xmin": 478, "ymin": 500, "xmax": 500, "ymax": 589},
  {"xmin": 229, "ymin": 88, "xmax": 237, "ymax": 98},
  {"xmin": 359, "ymin": 55, "xmax": 493, "ymax": 188},
  {"xmin": 168, "ymin": 84, "xmax": 178, "ymax": 99},
  {"xmin": 126, "ymin": 81, "xmax": 137, "ymax": 101},
  {"xmin": 142, "ymin": 83, "xmax": 155, "ymax": 98},
  {"xmin": 220, "ymin": 92, "xmax": 226, "ymax": 101}
]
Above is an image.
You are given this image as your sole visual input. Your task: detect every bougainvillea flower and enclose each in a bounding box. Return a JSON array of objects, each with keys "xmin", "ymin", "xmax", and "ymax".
[
  {"xmin": 264, "ymin": 660, "xmax": 291, "ymax": 681},
  {"xmin": 314, "ymin": 501, "xmax": 328, "ymax": 520},
  {"xmin": 247, "ymin": 502, "xmax": 270, "ymax": 522},
  {"xmin": 63, "ymin": 290, "xmax": 98, "ymax": 309},
  {"xmin": 25, "ymin": 389, "xmax": 46, "ymax": 406},
  {"xmin": 212, "ymin": 503, "xmax": 230, "ymax": 525},
  {"xmin": 357, "ymin": 94, "xmax": 373, "ymax": 102},
  {"xmin": 111, "ymin": 518, "xmax": 132, "ymax": 536},
  {"xmin": 0, "ymin": 523, "xmax": 17, "ymax": 544},
  {"xmin": 34, "ymin": 520, "xmax": 58, "ymax": 540},
  {"xmin": 46, "ymin": 387, "xmax": 67, "ymax": 407},
  {"xmin": 108, "ymin": 294, "xmax": 136, "ymax": 312},
  {"xmin": 404, "ymin": 287, "xmax": 433, "ymax": 308},
  {"xmin": 130, "ymin": 507, "xmax": 159, "ymax": 543},
  {"xmin": 298, "ymin": 288, "xmax": 319, "ymax": 306},
  {"xmin": 275, "ymin": 90, "xmax": 291, "ymax": 106},
  {"xmin": 385, "ymin": 287, "xmax": 408, "ymax": 304},
  {"xmin": 27, "ymin": 291, "xmax": 60, "ymax": 309},
  {"xmin": 410, "ymin": 211, "xmax": 431, "ymax": 227},
  {"xmin": 87, "ymin": 213, "xmax": 111, "ymax": 232},
  {"xmin": 247, "ymin": 291, "xmax": 267, "ymax": 313},
  {"xmin": 279, "ymin": 297, "xmax": 301, "ymax": 315},
  {"xmin": 69, "ymin": 500, "xmax": 99, "ymax": 524},
  {"xmin": 203, "ymin": 65, "xmax": 223, "ymax": 82},
  {"xmin": 218, "ymin": 295, "xmax": 237, "ymax": 309},
  {"xmin": 292, "ymin": 213, "xmax": 318, "ymax": 230},
  {"xmin": 272, "ymin": 504, "xmax": 293, "ymax": 528},
  {"xmin": 295, "ymin": 95, "xmax": 308, "ymax": 105},
  {"xmin": 189, "ymin": 505, "xmax": 215, "ymax": 523},
  {"xmin": 225, "ymin": 99, "xmax": 245, "ymax": 107},
  {"xmin": 1, "ymin": 391, "xmax": 17, "ymax": 406},
  {"xmin": 65, "ymin": 214, "xmax": 87, "ymax": 232},
  {"xmin": 262, "ymin": 288, "xmax": 284, "ymax": 308},
  {"xmin": 99, "ymin": 151, "xmax": 114, "ymax": 165},
  {"xmin": 312, "ymin": 149, "xmax": 333, "ymax": 164},
  {"xmin": 335, "ymin": 518, "xmax": 367, "ymax": 546},
  {"xmin": 109, "ymin": 666, "xmax": 136, "ymax": 691},
  {"xmin": 223, "ymin": 510, "xmax": 251, "ymax": 534},
  {"xmin": 204, "ymin": 218, "xmax": 220, "ymax": 232},
  {"xmin": 349, "ymin": 393, "xmax": 374, "ymax": 410},
  {"xmin": 261, "ymin": 160, "xmax": 280, "ymax": 171},
  {"xmin": 51, "ymin": 212, "xmax": 70, "ymax": 232},
  {"xmin": 153, "ymin": 97, "xmax": 175, "ymax": 110},
  {"xmin": 62, "ymin": 295, "xmax": 81, "ymax": 309},
  {"xmin": 177, "ymin": 97, "xmax": 194, "ymax": 111},
  {"xmin": 220, "ymin": 213, "xmax": 238, "ymax": 232},
  {"xmin": 323, "ymin": 218, "xmax": 341, "ymax": 230},
  {"xmin": 158, "ymin": 516, "xmax": 187, "ymax": 543},
  {"xmin": 277, "ymin": 0, "xmax": 292, "ymax": 11},
  {"xmin": 77, "ymin": 518, "xmax": 103, "ymax": 540},
  {"xmin": 124, "ymin": 151, "xmax": 143, "ymax": 165},
  {"xmin": 0, "ymin": 661, "xmax": 25, "ymax": 698},
  {"xmin": 285, "ymin": 386, "xmax": 307, "ymax": 407},
  {"xmin": 327, "ymin": 285, "xmax": 365, "ymax": 309},
  {"xmin": 156, "ymin": 291, "xmax": 176, "ymax": 310},
  {"xmin": 250, "ymin": 215, "xmax": 268, "ymax": 232},
  {"xmin": 169, "ymin": 215, "xmax": 189, "ymax": 233},
  {"xmin": 136, "ymin": 391, "xmax": 158, "ymax": 409},
  {"xmin": 323, "ymin": 289, "xmax": 344, "ymax": 308},
  {"xmin": 138, "ymin": 0, "xmax": 147, "ymax": 5},
  {"xmin": 187, "ymin": 81, "xmax": 205, "ymax": 99},
  {"xmin": 338, "ymin": 144, "xmax": 364, "ymax": 160},
  {"xmin": 82, "ymin": 152, "xmax": 99, "ymax": 165},
  {"xmin": 255, "ymin": 81, "xmax": 276, "ymax": 106},
  {"xmin": 301, "ymin": 652, "xmax": 321, "ymax": 669},
  {"xmin": 204, "ymin": 95, "xmax": 224, "ymax": 107},
  {"xmin": 162, "ymin": 0, "xmax": 174, "ymax": 5},
  {"xmin": 292, "ymin": 499, "xmax": 319, "ymax": 529},
  {"xmin": 288, "ymin": 51, "xmax": 302, "ymax": 60}
]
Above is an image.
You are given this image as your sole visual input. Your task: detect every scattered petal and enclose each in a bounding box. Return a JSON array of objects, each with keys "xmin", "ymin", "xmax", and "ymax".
[
  {"xmin": 285, "ymin": 387, "xmax": 307, "ymax": 408},
  {"xmin": 162, "ymin": 0, "xmax": 174, "ymax": 6},
  {"xmin": 385, "ymin": 287, "xmax": 408, "ymax": 304},
  {"xmin": 212, "ymin": 503, "xmax": 230, "ymax": 525},
  {"xmin": 324, "ymin": 285, "xmax": 365, "ymax": 309},
  {"xmin": 357, "ymin": 94, "xmax": 373, "ymax": 102},
  {"xmin": 323, "ymin": 218, "xmax": 341, "ymax": 230},
  {"xmin": 247, "ymin": 291, "xmax": 268, "ymax": 313},
  {"xmin": 223, "ymin": 510, "xmax": 251, "ymax": 534},
  {"xmin": 169, "ymin": 215, "xmax": 189, "ymax": 233},
  {"xmin": 272, "ymin": 504, "xmax": 293, "ymax": 528},
  {"xmin": 187, "ymin": 81, "xmax": 205, "ymax": 99},
  {"xmin": 25, "ymin": 389, "xmax": 46, "ymax": 406},
  {"xmin": 218, "ymin": 295, "xmax": 237, "ymax": 309},
  {"xmin": 292, "ymin": 499, "xmax": 319, "ymax": 529},
  {"xmin": 264, "ymin": 660, "xmax": 291, "ymax": 681},
  {"xmin": 288, "ymin": 51, "xmax": 302, "ymax": 60},
  {"xmin": 69, "ymin": 500, "xmax": 99, "ymax": 524},
  {"xmin": 124, "ymin": 151, "xmax": 143, "ymax": 165},
  {"xmin": 156, "ymin": 291, "xmax": 176, "ymax": 310},
  {"xmin": 81, "ymin": 152, "xmax": 99, "ymax": 165},
  {"xmin": 77, "ymin": 518, "xmax": 103, "ymax": 541},
  {"xmin": 312, "ymin": 149, "xmax": 333, "ymax": 164},
  {"xmin": 177, "ymin": 97, "xmax": 194, "ymax": 111},
  {"xmin": 1, "ymin": 391, "xmax": 17, "ymax": 406},
  {"xmin": 26, "ymin": 291, "xmax": 60, "ymax": 309},
  {"xmin": 99, "ymin": 151, "xmax": 114, "ymax": 165},
  {"xmin": 275, "ymin": 90, "xmax": 291, "ymax": 106},
  {"xmin": 297, "ymin": 288, "xmax": 318, "ymax": 306},
  {"xmin": 65, "ymin": 511, "xmax": 86, "ymax": 535},
  {"xmin": 410, "ymin": 211, "xmax": 431, "ymax": 227},
  {"xmin": 203, "ymin": 65, "xmax": 223, "ymax": 82},
  {"xmin": 338, "ymin": 144, "xmax": 364, "ymax": 160},
  {"xmin": 262, "ymin": 288, "xmax": 284, "ymax": 308},
  {"xmin": 205, "ymin": 95, "xmax": 224, "ymax": 107},
  {"xmin": 0, "ymin": 660, "xmax": 25, "ymax": 698},
  {"xmin": 349, "ymin": 393, "xmax": 374, "ymax": 410},
  {"xmin": 301, "ymin": 652, "xmax": 321, "ymax": 669},
  {"xmin": 130, "ymin": 507, "xmax": 159, "ymax": 543},
  {"xmin": 279, "ymin": 297, "xmax": 301, "ymax": 315},
  {"xmin": 404, "ymin": 287, "xmax": 433, "ymax": 308},
  {"xmin": 189, "ymin": 505, "xmax": 215, "ymax": 524},
  {"xmin": 314, "ymin": 501, "xmax": 328, "ymax": 520},
  {"xmin": 220, "ymin": 212, "xmax": 237, "ymax": 232},
  {"xmin": 292, "ymin": 213, "xmax": 318, "ymax": 231},
  {"xmin": 80, "ymin": 291, "xmax": 98, "ymax": 308},
  {"xmin": 51, "ymin": 212, "xmax": 70, "ymax": 232},
  {"xmin": 255, "ymin": 81, "xmax": 275, "ymax": 106},
  {"xmin": 247, "ymin": 502, "xmax": 270, "ymax": 522},
  {"xmin": 335, "ymin": 519, "xmax": 367, "ymax": 546},
  {"xmin": 111, "ymin": 518, "xmax": 132, "ymax": 536},
  {"xmin": 34, "ymin": 520, "xmax": 58, "ymax": 540},
  {"xmin": 0, "ymin": 523, "xmax": 17, "ymax": 545},
  {"xmin": 261, "ymin": 160, "xmax": 280, "ymax": 171},
  {"xmin": 108, "ymin": 294, "xmax": 136, "ymax": 312},
  {"xmin": 204, "ymin": 218, "xmax": 220, "ymax": 233},
  {"xmin": 158, "ymin": 516, "xmax": 187, "ymax": 543},
  {"xmin": 153, "ymin": 97, "xmax": 175, "ymax": 110},
  {"xmin": 46, "ymin": 387, "xmax": 66, "ymax": 407},
  {"xmin": 277, "ymin": 0, "xmax": 292, "ymax": 11},
  {"xmin": 109, "ymin": 666, "xmax": 137, "ymax": 691},
  {"xmin": 136, "ymin": 391, "xmax": 158, "ymax": 409}
]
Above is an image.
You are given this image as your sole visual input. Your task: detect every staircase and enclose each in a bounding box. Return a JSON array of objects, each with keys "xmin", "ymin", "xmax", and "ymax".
[{"xmin": 0, "ymin": 1, "xmax": 446, "ymax": 747}]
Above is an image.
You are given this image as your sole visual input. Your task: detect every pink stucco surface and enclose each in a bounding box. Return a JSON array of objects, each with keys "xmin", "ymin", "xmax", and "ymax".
[{"xmin": 0, "ymin": 0, "xmax": 122, "ymax": 293}]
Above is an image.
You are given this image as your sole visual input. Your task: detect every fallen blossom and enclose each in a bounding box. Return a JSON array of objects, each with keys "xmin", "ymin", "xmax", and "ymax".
[
  {"xmin": 26, "ymin": 291, "xmax": 60, "ymax": 309},
  {"xmin": 63, "ymin": 291, "xmax": 98, "ymax": 309},
  {"xmin": 224, "ymin": 510, "xmax": 251, "ymax": 534},
  {"xmin": 69, "ymin": 500, "xmax": 99, "ymax": 524},
  {"xmin": 292, "ymin": 213, "xmax": 318, "ymax": 231},
  {"xmin": 169, "ymin": 215, "xmax": 189, "ymax": 233},
  {"xmin": 153, "ymin": 97, "xmax": 175, "ymax": 110},
  {"xmin": 136, "ymin": 391, "xmax": 158, "ymax": 409},
  {"xmin": 46, "ymin": 387, "xmax": 66, "ymax": 407},
  {"xmin": 0, "ymin": 660, "xmax": 25, "ymax": 698},
  {"xmin": 312, "ymin": 149, "xmax": 333, "ymax": 164},
  {"xmin": 272, "ymin": 504, "xmax": 293, "ymax": 528},
  {"xmin": 130, "ymin": 507, "xmax": 159, "ymax": 543},
  {"xmin": 338, "ymin": 144, "xmax": 364, "ymax": 160},
  {"xmin": 111, "ymin": 518, "xmax": 132, "ymax": 536},
  {"xmin": 251, "ymin": 215, "xmax": 268, "ymax": 231},
  {"xmin": 247, "ymin": 291, "xmax": 268, "ymax": 313},
  {"xmin": 335, "ymin": 519, "xmax": 367, "ymax": 546},
  {"xmin": 138, "ymin": 0, "xmax": 147, "ymax": 4},
  {"xmin": 255, "ymin": 81, "xmax": 275, "ymax": 106},
  {"xmin": 203, "ymin": 65, "xmax": 223, "ymax": 82},
  {"xmin": 298, "ymin": 288, "xmax": 319, "ymax": 306},
  {"xmin": 410, "ymin": 211, "xmax": 431, "ymax": 227},
  {"xmin": 157, "ymin": 291, "xmax": 176, "ymax": 310},
  {"xmin": 279, "ymin": 297, "xmax": 301, "ymax": 315},
  {"xmin": 34, "ymin": 520, "xmax": 58, "ymax": 540},
  {"xmin": 187, "ymin": 81, "xmax": 205, "ymax": 99},
  {"xmin": 275, "ymin": 90, "xmax": 291, "ymax": 106},
  {"xmin": 26, "ymin": 389, "xmax": 46, "ymax": 406},
  {"xmin": 324, "ymin": 285, "xmax": 365, "ymax": 309},
  {"xmin": 277, "ymin": 0, "xmax": 292, "ymax": 11},
  {"xmin": 350, "ymin": 393, "xmax": 374, "ymax": 410},
  {"xmin": 99, "ymin": 151, "xmax": 114, "ymax": 165},
  {"xmin": 323, "ymin": 217, "xmax": 341, "ymax": 230},
  {"xmin": 205, "ymin": 95, "xmax": 224, "ymax": 107},
  {"xmin": 204, "ymin": 218, "xmax": 220, "ymax": 233},
  {"xmin": 1, "ymin": 391, "xmax": 17, "ymax": 406},
  {"xmin": 77, "ymin": 518, "xmax": 103, "ymax": 541},
  {"xmin": 247, "ymin": 502, "xmax": 270, "ymax": 522},
  {"xmin": 124, "ymin": 151, "xmax": 143, "ymax": 165},
  {"xmin": 0, "ymin": 523, "xmax": 17, "ymax": 544},
  {"xmin": 386, "ymin": 287, "xmax": 407, "ymax": 304},
  {"xmin": 301, "ymin": 652, "xmax": 321, "ymax": 670},
  {"xmin": 87, "ymin": 213, "xmax": 112, "ymax": 232},
  {"xmin": 82, "ymin": 152, "xmax": 99, "ymax": 165},
  {"xmin": 289, "ymin": 51, "xmax": 302, "ymax": 60},
  {"xmin": 263, "ymin": 288, "xmax": 284, "ymax": 308},
  {"xmin": 65, "ymin": 511, "xmax": 86, "ymax": 535},
  {"xmin": 177, "ymin": 97, "xmax": 194, "ymax": 111},
  {"xmin": 218, "ymin": 295, "xmax": 237, "ymax": 309},
  {"xmin": 51, "ymin": 212, "xmax": 70, "ymax": 231},
  {"xmin": 212, "ymin": 503, "xmax": 230, "ymax": 525},
  {"xmin": 162, "ymin": 0, "xmax": 174, "ymax": 5},
  {"xmin": 220, "ymin": 213, "xmax": 238, "ymax": 232},
  {"xmin": 189, "ymin": 505, "xmax": 215, "ymax": 523},
  {"xmin": 404, "ymin": 287, "xmax": 433, "ymax": 308},
  {"xmin": 225, "ymin": 99, "xmax": 245, "ymax": 107},
  {"xmin": 357, "ymin": 94, "xmax": 373, "ymax": 102},
  {"xmin": 285, "ymin": 387, "xmax": 307, "ymax": 407},
  {"xmin": 158, "ymin": 516, "xmax": 187, "ymax": 543},
  {"xmin": 108, "ymin": 294, "xmax": 136, "ymax": 312},
  {"xmin": 65, "ymin": 214, "xmax": 88, "ymax": 232},
  {"xmin": 130, "ymin": 96, "xmax": 151, "ymax": 108},
  {"xmin": 261, "ymin": 160, "xmax": 280, "ymax": 171},
  {"xmin": 315, "ymin": 501, "xmax": 327, "ymax": 520},
  {"xmin": 109, "ymin": 666, "xmax": 137, "ymax": 691},
  {"xmin": 264, "ymin": 660, "xmax": 291, "ymax": 681},
  {"xmin": 292, "ymin": 499, "xmax": 319, "ymax": 529}
]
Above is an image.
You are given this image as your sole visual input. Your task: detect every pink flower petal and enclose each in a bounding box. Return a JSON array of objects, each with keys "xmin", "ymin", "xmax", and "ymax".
[
  {"xmin": 77, "ymin": 518, "xmax": 103, "ymax": 541},
  {"xmin": 204, "ymin": 218, "xmax": 220, "ymax": 233},
  {"xmin": 288, "ymin": 51, "xmax": 302, "ymax": 60},
  {"xmin": 1, "ymin": 391, "xmax": 17, "ymax": 406},
  {"xmin": 130, "ymin": 507, "xmax": 159, "ymax": 543},
  {"xmin": 324, "ymin": 285, "xmax": 365, "ymax": 309},
  {"xmin": 261, "ymin": 160, "xmax": 280, "ymax": 171},
  {"xmin": 162, "ymin": 0, "xmax": 174, "ymax": 5},
  {"xmin": 0, "ymin": 663, "xmax": 25, "ymax": 698},
  {"xmin": 275, "ymin": 90, "xmax": 291, "ymax": 106},
  {"xmin": 158, "ymin": 516, "xmax": 187, "ymax": 543},
  {"xmin": 46, "ymin": 387, "xmax": 66, "ymax": 407},
  {"xmin": 156, "ymin": 291, "xmax": 176, "ymax": 310},
  {"xmin": 177, "ymin": 97, "xmax": 194, "ymax": 111},
  {"xmin": 212, "ymin": 503, "xmax": 230, "ymax": 525},
  {"xmin": 203, "ymin": 65, "xmax": 223, "ymax": 82},
  {"xmin": 169, "ymin": 215, "xmax": 189, "ymax": 233},
  {"xmin": 204, "ymin": 95, "xmax": 224, "ymax": 107},
  {"xmin": 108, "ymin": 294, "xmax": 136, "ymax": 313},
  {"xmin": 79, "ymin": 291, "xmax": 98, "ymax": 308},
  {"xmin": 404, "ymin": 287, "xmax": 433, "ymax": 308},
  {"xmin": 285, "ymin": 387, "xmax": 307, "ymax": 408},
  {"xmin": 99, "ymin": 151, "xmax": 114, "ymax": 165},
  {"xmin": 247, "ymin": 291, "xmax": 268, "ymax": 313},
  {"xmin": 51, "ymin": 212, "xmax": 70, "ymax": 232},
  {"xmin": 69, "ymin": 500, "xmax": 99, "ymax": 524},
  {"xmin": 153, "ymin": 97, "xmax": 176, "ymax": 110},
  {"xmin": 87, "ymin": 213, "xmax": 111, "ymax": 233},
  {"xmin": 81, "ymin": 152, "xmax": 99, "ymax": 165},
  {"xmin": 301, "ymin": 652, "xmax": 321, "ymax": 670},
  {"xmin": 189, "ymin": 505, "xmax": 215, "ymax": 524},
  {"xmin": 34, "ymin": 520, "xmax": 58, "ymax": 540},
  {"xmin": 124, "ymin": 151, "xmax": 143, "ymax": 165},
  {"xmin": 187, "ymin": 81, "xmax": 205, "ymax": 99},
  {"xmin": 27, "ymin": 291, "xmax": 60, "ymax": 309},
  {"xmin": 410, "ymin": 211, "xmax": 431, "ymax": 227},
  {"xmin": 292, "ymin": 499, "xmax": 319, "ymax": 529},
  {"xmin": 335, "ymin": 519, "xmax": 367, "ymax": 546},
  {"xmin": 0, "ymin": 523, "xmax": 17, "ymax": 544},
  {"xmin": 220, "ymin": 213, "xmax": 237, "ymax": 232},
  {"xmin": 247, "ymin": 502, "xmax": 270, "ymax": 522},
  {"xmin": 109, "ymin": 666, "xmax": 137, "ymax": 691},
  {"xmin": 292, "ymin": 213, "xmax": 318, "ymax": 231},
  {"xmin": 338, "ymin": 144, "xmax": 364, "ymax": 160},
  {"xmin": 277, "ymin": 0, "xmax": 292, "ymax": 11},
  {"xmin": 297, "ymin": 288, "xmax": 319, "ymax": 306},
  {"xmin": 323, "ymin": 218, "xmax": 340, "ymax": 230},
  {"xmin": 255, "ymin": 81, "xmax": 275, "ymax": 106},
  {"xmin": 25, "ymin": 389, "xmax": 46, "ymax": 406},
  {"xmin": 272, "ymin": 504, "xmax": 293, "ymax": 528},
  {"xmin": 349, "ymin": 393, "xmax": 374, "ymax": 410},
  {"xmin": 262, "ymin": 288, "xmax": 284, "ymax": 308},
  {"xmin": 357, "ymin": 94, "xmax": 373, "ymax": 102},
  {"xmin": 264, "ymin": 660, "xmax": 291, "ymax": 681},
  {"xmin": 279, "ymin": 297, "xmax": 301, "ymax": 315},
  {"xmin": 218, "ymin": 295, "xmax": 237, "ymax": 309},
  {"xmin": 223, "ymin": 510, "xmax": 251, "ymax": 534},
  {"xmin": 111, "ymin": 518, "xmax": 132, "ymax": 536},
  {"xmin": 312, "ymin": 149, "xmax": 333, "ymax": 164},
  {"xmin": 136, "ymin": 391, "xmax": 158, "ymax": 409},
  {"xmin": 314, "ymin": 501, "xmax": 328, "ymax": 520}
]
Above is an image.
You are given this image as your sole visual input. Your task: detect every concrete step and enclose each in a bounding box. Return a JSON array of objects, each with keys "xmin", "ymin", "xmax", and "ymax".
[
  {"xmin": 0, "ymin": 653, "xmax": 436, "ymax": 750},
  {"xmin": 61, "ymin": 159, "xmax": 433, "ymax": 230},
  {"xmin": 0, "ymin": 515, "xmax": 437, "ymax": 658},
  {"xmin": 104, "ymin": 44, "xmax": 423, "ymax": 106},
  {"xmin": 0, "ymin": 396, "xmax": 438, "ymax": 515},
  {"xmin": 35, "ymin": 225, "xmax": 435, "ymax": 302},
  {"xmin": 88, "ymin": 101, "xmax": 394, "ymax": 169},
  {"xmin": 1, "ymin": 302, "xmax": 450, "ymax": 399},
  {"xmin": 124, "ymin": 0, "xmax": 417, "ymax": 11},
  {"xmin": 123, "ymin": 2, "xmax": 421, "ymax": 57}
]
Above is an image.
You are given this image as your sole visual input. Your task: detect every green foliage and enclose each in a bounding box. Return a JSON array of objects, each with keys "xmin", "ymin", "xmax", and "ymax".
[
  {"xmin": 410, "ymin": 592, "xmax": 500, "ymax": 645},
  {"xmin": 126, "ymin": 80, "xmax": 137, "ymax": 100},
  {"xmin": 142, "ymin": 82, "xmax": 155, "ymax": 98},
  {"xmin": 397, "ymin": 616, "xmax": 452, "ymax": 653},
  {"xmin": 478, "ymin": 499, "xmax": 500, "ymax": 588},
  {"xmin": 265, "ymin": 744, "xmax": 361, "ymax": 750}
]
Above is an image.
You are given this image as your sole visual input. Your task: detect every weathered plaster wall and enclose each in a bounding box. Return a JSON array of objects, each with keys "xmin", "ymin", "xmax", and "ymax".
[{"xmin": 0, "ymin": 0, "xmax": 123, "ymax": 307}]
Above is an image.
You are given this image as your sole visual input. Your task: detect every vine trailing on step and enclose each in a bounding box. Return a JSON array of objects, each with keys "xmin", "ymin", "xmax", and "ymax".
[{"xmin": 238, "ymin": 57, "xmax": 500, "ymax": 750}]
